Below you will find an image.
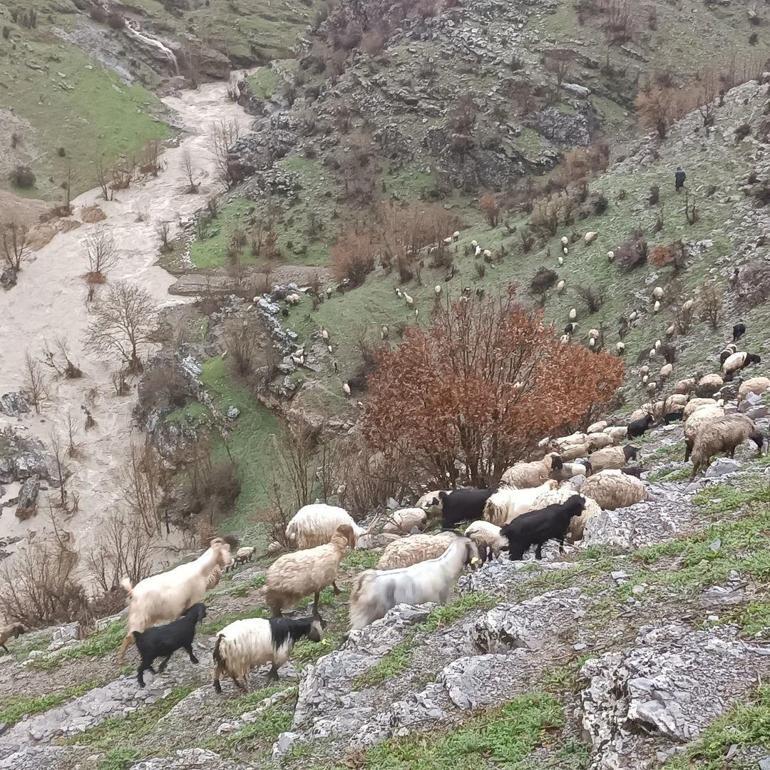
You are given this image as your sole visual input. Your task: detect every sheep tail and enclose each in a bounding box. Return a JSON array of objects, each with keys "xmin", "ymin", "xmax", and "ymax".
[
  {"xmin": 213, "ymin": 634, "xmax": 224, "ymax": 666},
  {"xmin": 120, "ymin": 577, "xmax": 134, "ymax": 598}
]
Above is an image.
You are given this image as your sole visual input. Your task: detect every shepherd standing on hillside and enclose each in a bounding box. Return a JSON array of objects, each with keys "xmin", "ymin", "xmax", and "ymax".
[{"xmin": 675, "ymin": 166, "xmax": 687, "ymax": 193}]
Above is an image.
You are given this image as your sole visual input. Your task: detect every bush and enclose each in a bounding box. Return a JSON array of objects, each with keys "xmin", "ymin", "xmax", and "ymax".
[
  {"xmin": 614, "ymin": 229, "xmax": 647, "ymax": 270},
  {"xmin": 529, "ymin": 267, "xmax": 558, "ymax": 295},
  {"xmin": 10, "ymin": 165, "xmax": 35, "ymax": 189},
  {"xmin": 135, "ymin": 363, "xmax": 191, "ymax": 423},
  {"xmin": 575, "ymin": 284, "xmax": 603, "ymax": 312},
  {"xmin": 592, "ymin": 192, "xmax": 609, "ymax": 215},
  {"xmin": 648, "ymin": 184, "xmax": 660, "ymax": 205},
  {"xmin": 735, "ymin": 122, "xmax": 752, "ymax": 142},
  {"xmin": 331, "ymin": 230, "xmax": 376, "ymax": 286},
  {"xmin": 479, "ymin": 193, "xmax": 500, "ymax": 227}
]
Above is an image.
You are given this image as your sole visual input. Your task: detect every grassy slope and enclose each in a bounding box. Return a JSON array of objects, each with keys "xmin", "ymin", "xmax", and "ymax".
[{"xmin": 0, "ymin": 1, "xmax": 169, "ymax": 199}]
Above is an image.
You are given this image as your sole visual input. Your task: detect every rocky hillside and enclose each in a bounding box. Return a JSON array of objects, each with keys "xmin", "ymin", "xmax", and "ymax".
[{"xmin": 1, "ymin": 390, "xmax": 770, "ymax": 769}]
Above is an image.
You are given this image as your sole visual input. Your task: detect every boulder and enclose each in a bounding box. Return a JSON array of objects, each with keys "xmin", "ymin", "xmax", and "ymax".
[
  {"xmin": 0, "ymin": 393, "xmax": 30, "ymax": 417},
  {"xmin": 15, "ymin": 475, "xmax": 40, "ymax": 519}
]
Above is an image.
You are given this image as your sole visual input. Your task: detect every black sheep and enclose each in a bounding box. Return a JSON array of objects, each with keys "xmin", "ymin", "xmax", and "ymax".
[
  {"xmin": 663, "ymin": 409, "xmax": 684, "ymax": 424},
  {"xmin": 564, "ymin": 322, "xmax": 578, "ymax": 336},
  {"xmin": 620, "ymin": 466, "xmax": 645, "ymax": 478},
  {"xmin": 439, "ymin": 487, "xmax": 495, "ymax": 529},
  {"xmin": 501, "ymin": 496, "xmax": 587, "ymax": 561},
  {"xmin": 627, "ymin": 413, "xmax": 654, "ymax": 438},
  {"xmin": 733, "ymin": 323, "xmax": 747, "ymax": 342},
  {"xmin": 133, "ymin": 603, "xmax": 207, "ymax": 687}
]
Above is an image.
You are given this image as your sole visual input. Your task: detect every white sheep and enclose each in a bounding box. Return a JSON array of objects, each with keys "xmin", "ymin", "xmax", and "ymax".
[
  {"xmin": 659, "ymin": 363, "xmax": 673, "ymax": 379},
  {"xmin": 683, "ymin": 397, "xmax": 718, "ymax": 420},
  {"xmin": 588, "ymin": 445, "xmax": 637, "ymax": 472},
  {"xmin": 652, "ymin": 286, "xmax": 664, "ymax": 300},
  {"xmin": 377, "ymin": 531, "xmax": 459, "ymax": 569},
  {"xmin": 286, "ymin": 293, "xmax": 301, "ymax": 305},
  {"xmin": 581, "ymin": 470, "xmax": 646, "ymax": 510},
  {"xmin": 629, "ymin": 311, "xmax": 638, "ymax": 322},
  {"xmin": 118, "ymin": 538, "xmax": 233, "ymax": 662},
  {"xmin": 483, "ymin": 249, "xmax": 492, "ymax": 258},
  {"xmin": 739, "ymin": 377, "xmax": 770, "ymax": 400},
  {"xmin": 434, "ymin": 285, "xmax": 442, "ymax": 296},
  {"xmin": 226, "ymin": 546, "xmax": 256, "ymax": 572},
  {"xmin": 443, "ymin": 236, "xmax": 453, "ymax": 245},
  {"xmin": 471, "ymin": 239, "xmax": 478, "ymax": 248},
  {"xmin": 560, "ymin": 442, "xmax": 591, "ymax": 461},
  {"xmin": 561, "ymin": 236, "xmax": 569, "ymax": 247},
  {"xmin": 381, "ymin": 325, "xmax": 389, "ymax": 340},
  {"xmin": 483, "ymin": 480, "xmax": 559, "ymax": 526},
  {"xmin": 584, "ymin": 231, "xmax": 598, "ymax": 244},
  {"xmin": 349, "ymin": 538, "xmax": 479, "ymax": 629},
  {"xmin": 285, "ymin": 504, "xmax": 365, "ymax": 551},
  {"xmin": 320, "ymin": 328, "xmax": 330, "ymax": 341},
  {"xmin": 616, "ymin": 342, "xmax": 626, "ymax": 354},
  {"xmin": 607, "ymin": 250, "xmax": 615, "ymax": 262},
  {"xmin": 452, "ymin": 230, "xmax": 460, "ymax": 241},
  {"xmin": 343, "ymin": 382, "xmax": 352, "ymax": 396},
  {"xmin": 556, "ymin": 279, "xmax": 566, "ymax": 293},
  {"xmin": 723, "ymin": 351, "xmax": 762, "ymax": 379},
  {"xmin": 684, "ymin": 404, "xmax": 725, "ymax": 460},
  {"xmin": 213, "ymin": 616, "xmax": 323, "ymax": 691},
  {"xmin": 266, "ymin": 525, "xmax": 355, "ymax": 616},
  {"xmin": 415, "ymin": 490, "xmax": 447, "ymax": 516},
  {"xmin": 383, "ymin": 507, "xmax": 428, "ymax": 535},
  {"xmin": 587, "ymin": 432, "xmax": 614, "ymax": 451},
  {"xmin": 569, "ymin": 308, "xmax": 577, "ymax": 321},
  {"xmin": 403, "ymin": 291, "xmax": 414, "ymax": 306},
  {"xmin": 464, "ymin": 521, "xmax": 508, "ymax": 560},
  {"xmin": 587, "ymin": 420, "xmax": 608, "ymax": 434},
  {"xmin": 603, "ymin": 425, "xmax": 628, "ymax": 442},
  {"xmin": 558, "ymin": 255, "xmax": 565, "ymax": 266},
  {"xmin": 666, "ymin": 324, "xmax": 676, "ymax": 337},
  {"xmin": 500, "ymin": 453, "xmax": 562, "ymax": 488}
]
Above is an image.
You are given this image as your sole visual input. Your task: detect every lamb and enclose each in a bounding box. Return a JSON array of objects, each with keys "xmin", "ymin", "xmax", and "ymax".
[
  {"xmin": 265, "ymin": 525, "xmax": 354, "ymax": 616},
  {"xmin": 588, "ymin": 445, "xmax": 639, "ymax": 472},
  {"xmin": 483, "ymin": 480, "xmax": 559, "ymax": 526},
  {"xmin": 684, "ymin": 404, "xmax": 725, "ymax": 460},
  {"xmin": 350, "ymin": 537, "xmax": 479, "ymax": 629},
  {"xmin": 627, "ymin": 413, "xmax": 654, "ymax": 438},
  {"xmin": 723, "ymin": 351, "xmax": 762, "ymax": 380},
  {"xmin": 603, "ymin": 426, "xmax": 628, "ymax": 442},
  {"xmin": 689, "ymin": 414, "xmax": 764, "ymax": 477},
  {"xmin": 0, "ymin": 623, "xmax": 25, "ymax": 654},
  {"xmin": 416, "ymin": 490, "xmax": 447, "ymax": 516},
  {"xmin": 733, "ymin": 322, "xmax": 747, "ymax": 342},
  {"xmin": 134, "ymin": 603, "xmax": 207, "ymax": 687},
  {"xmin": 376, "ymin": 531, "xmax": 462, "ymax": 569},
  {"xmin": 501, "ymin": 495, "xmax": 587, "ymax": 560},
  {"xmin": 439, "ymin": 487, "xmax": 496, "ymax": 528},
  {"xmin": 580, "ymin": 470, "xmax": 646, "ymax": 510},
  {"xmin": 530, "ymin": 485, "xmax": 602, "ymax": 541},
  {"xmin": 500, "ymin": 453, "xmax": 563, "ymax": 488},
  {"xmin": 226, "ymin": 546, "xmax": 256, "ymax": 572},
  {"xmin": 383, "ymin": 507, "xmax": 428, "ymax": 535},
  {"xmin": 213, "ymin": 616, "xmax": 324, "ymax": 692},
  {"xmin": 739, "ymin": 377, "xmax": 770, "ymax": 401},
  {"xmin": 464, "ymin": 521, "xmax": 509, "ymax": 561},
  {"xmin": 118, "ymin": 537, "xmax": 233, "ymax": 663},
  {"xmin": 719, "ymin": 343, "xmax": 738, "ymax": 365},
  {"xmin": 285, "ymin": 504, "xmax": 366, "ymax": 550}
]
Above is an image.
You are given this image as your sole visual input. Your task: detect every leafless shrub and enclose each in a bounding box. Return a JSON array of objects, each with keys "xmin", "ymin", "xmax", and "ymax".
[
  {"xmin": 85, "ymin": 228, "xmax": 118, "ymax": 283},
  {"xmin": 135, "ymin": 364, "xmax": 190, "ymax": 422},
  {"xmin": 648, "ymin": 184, "xmax": 660, "ymax": 205},
  {"xmin": 24, "ymin": 351, "xmax": 46, "ymax": 413},
  {"xmin": 575, "ymin": 284, "xmax": 604, "ymax": 312},
  {"xmin": 122, "ymin": 444, "xmax": 166, "ymax": 536},
  {"xmin": 675, "ymin": 301, "xmax": 695, "ymax": 335},
  {"xmin": 226, "ymin": 323, "xmax": 258, "ymax": 377},
  {"xmin": 10, "ymin": 164, "xmax": 35, "ymax": 188},
  {"xmin": 157, "ymin": 221, "xmax": 172, "ymax": 253},
  {"xmin": 41, "ymin": 336, "xmax": 83, "ymax": 379},
  {"xmin": 529, "ymin": 267, "xmax": 558, "ymax": 296},
  {"xmin": 211, "ymin": 120, "xmax": 241, "ymax": 187},
  {"xmin": 1, "ymin": 221, "xmax": 29, "ymax": 271},
  {"xmin": 86, "ymin": 511, "xmax": 152, "ymax": 594},
  {"xmin": 614, "ymin": 229, "xmax": 648, "ymax": 270},
  {"xmin": 181, "ymin": 149, "xmax": 199, "ymax": 194},
  {"xmin": 112, "ymin": 368, "xmax": 130, "ymax": 396},
  {"xmin": 698, "ymin": 280, "xmax": 723, "ymax": 329}
]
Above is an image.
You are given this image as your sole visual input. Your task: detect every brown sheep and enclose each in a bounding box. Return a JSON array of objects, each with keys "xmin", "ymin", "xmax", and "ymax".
[
  {"xmin": 690, "ymin": 414, "xmax": 764, "ymax": 478},
  {"xmin": 588, "ymin": 445, "xmax": 639, "ymax": 472},
  {"xmin": 581, "ymin": 470, "xmax": 646, "ymax": 510}
]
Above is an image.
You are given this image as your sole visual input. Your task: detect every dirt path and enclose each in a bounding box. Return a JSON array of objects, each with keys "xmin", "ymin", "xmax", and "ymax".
[{"xmin": 0, "ymin": 77, "xmax": 254, "ymax": 570}]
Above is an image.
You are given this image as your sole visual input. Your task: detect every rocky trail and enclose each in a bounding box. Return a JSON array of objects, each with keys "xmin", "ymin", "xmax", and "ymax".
[{"xmin": 0, "ymin": 412, "xmax": 769, "ymax": 769}]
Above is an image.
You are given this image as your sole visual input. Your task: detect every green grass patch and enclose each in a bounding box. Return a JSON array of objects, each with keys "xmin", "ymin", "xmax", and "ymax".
[
  {"xmin": 0, "ymin": 680, "xmax": 101, "ymax": 726},
  {"xmin": 355, "ymin": 637, "xmax": 415, "ymax": 688},
  {"xmin": 691, "ymin": 483, "xmax": 770, "ymax": 516},
  {"xmin": 97, "ymin": 748, "xmax": 140, "ymax": 770},
  {"xmin": 421, "ymin": 592, "xmax": 497, "ymax": 631},
  {"xmin": 342, "ymin": 550, "xmax": 380, "ymax": 571},
  {"xmin": 222, "ymin": 684, "xmax": 290, "ymax": 717},
  {"xmin": 189, "ymin": 198, "xmax": 257, "ymax": 269},
  {"xmin": 664, "ymin": 686, "xmax": 770, "ymax": 769},
  {"xmin": 363, "ymin": 692, "xmax": 564, "ymax": 769},
  {"xmin": 647, "ymin": 466, "xmax": 691, "ymax": 483},
  {"xmin": 731, "ymin": 601, "xmax": 770, "ymax": 639},
  {"xmin": 200, "ymin": 356, "xmax": 286, "ymax": 536},
  {"xmin": 31, "ymin": 621, "xmax": 125, "ymax": 670},
  {"xmin": 247, "ymin": 67, "xmax": 281, "ymax": 100},
  {"xmin": 165, "ymin": 401, "xmax": 211, "ymax": 427},
  {"xmin": 66, "ymin": 686, "xmax": 194, "ymax": 749}
]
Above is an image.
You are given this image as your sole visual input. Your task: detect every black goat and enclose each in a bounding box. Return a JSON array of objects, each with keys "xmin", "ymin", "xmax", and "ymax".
[
  {"xmin": 501, "ymin": 496, "xmax": 586, "ymax": 561},
  {"xmin": 733, "ymin": 323, "xmax": 747, "ymax": 342},
  {"xmin": 133, "ymin": 603, "xmax": 207, "ymax": 687},
  {"xmin": 627, "ymin": 413, "xmax": 654, "ymax": 438},
  {"xmin": 439, "ymin": 487, "xmax": 495, "ymax": 529}
]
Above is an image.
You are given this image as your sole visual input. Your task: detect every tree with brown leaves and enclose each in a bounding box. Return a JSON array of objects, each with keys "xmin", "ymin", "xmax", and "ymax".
[{"xmin": 363, "ymin": 290, "xmax": 624, "ymax": 486}]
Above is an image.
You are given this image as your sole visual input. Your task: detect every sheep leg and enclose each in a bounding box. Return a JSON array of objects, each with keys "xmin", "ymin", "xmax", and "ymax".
[
  {"xmin": 267, "ymin": 663, "xmax": 280, "ymax": 682},
  {"xmin": 157, "ymin": 654, "xmax": 173, "ymax": 673},
  {"xmin": 332, "ymin": 581, "xmax": 341, "ymax": 595},
  {"xmin": 0, "ymin": 644, "xmax": 8, "ymax": 654},
  {"xmin": 235, "ymin": 677, "xmax": 248, "ymax": 693},
  {"xmin": 117, "ymin": 634, "xmax": 134, "ymax": 663},
  {"xmin": 535, "ymin": 544, "xmax": 543, "ymax": 560},
  {"xmin": 185, "ymin": 645, "xmax": 199, "ymax": 664},
  {"xmin": 137, "ymin": 667, "xmax": 146, "ymax": 688},
  {"xmin": 312, "ymin": 591, "xmax": 320, "ymax": 616},
  {"xmin": 213, "ymin": 667, "xmax": 224, "ymax": 694},
  {"xmin": 558, "ymin": 539, "xmax": 565, "ymax": 554}
]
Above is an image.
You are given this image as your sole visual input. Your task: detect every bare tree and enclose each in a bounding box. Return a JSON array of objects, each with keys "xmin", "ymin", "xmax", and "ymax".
[
  {"xmin": 698, "ymin": 281, "xmax": 723, "ymax": 330},
  {"xmin": 95, "ymin": 156, "xmax": 113, "ymax": 201},
  {"xmin": 85, "ymin": 228, "xmax": 118, "ymax": 283},
  {"xmin": 65, "ymin": 410, "xmax": 80, "ymax": 458},
  {"xmin": 1, "ymin": 221, "xmax": 29, "ymax": 271},
  {"xmin": 210, "ymin": 119, "xmax": 240, "ymax": 187},
  {"xmin": 157, "ymin": 221, "xmax": 172, "ymax": 253},
  {"xmin": 86, "ymin": 511, "xmax": 152, "ymax": 593},
  {"xmin": 24, "ymin": 351, "xmax": 46, "ymax": 413},
  {"xmin": 121, "ymin": 444, "xmax": 165, "ymax": 535},
  {"xmin": 181, "ymin": 149, "xmax": 199, "ymax": 194},
  {"xmin": 86, "ymin": 281, "xmax": 158, "ymax": 373},
  {"xmin": 41, "ymin": 336, "xmax": 82, "ymax": 379},
  {"xmin": 49, "ymin": 430, "xmax": 70, "ymax": 510}
]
